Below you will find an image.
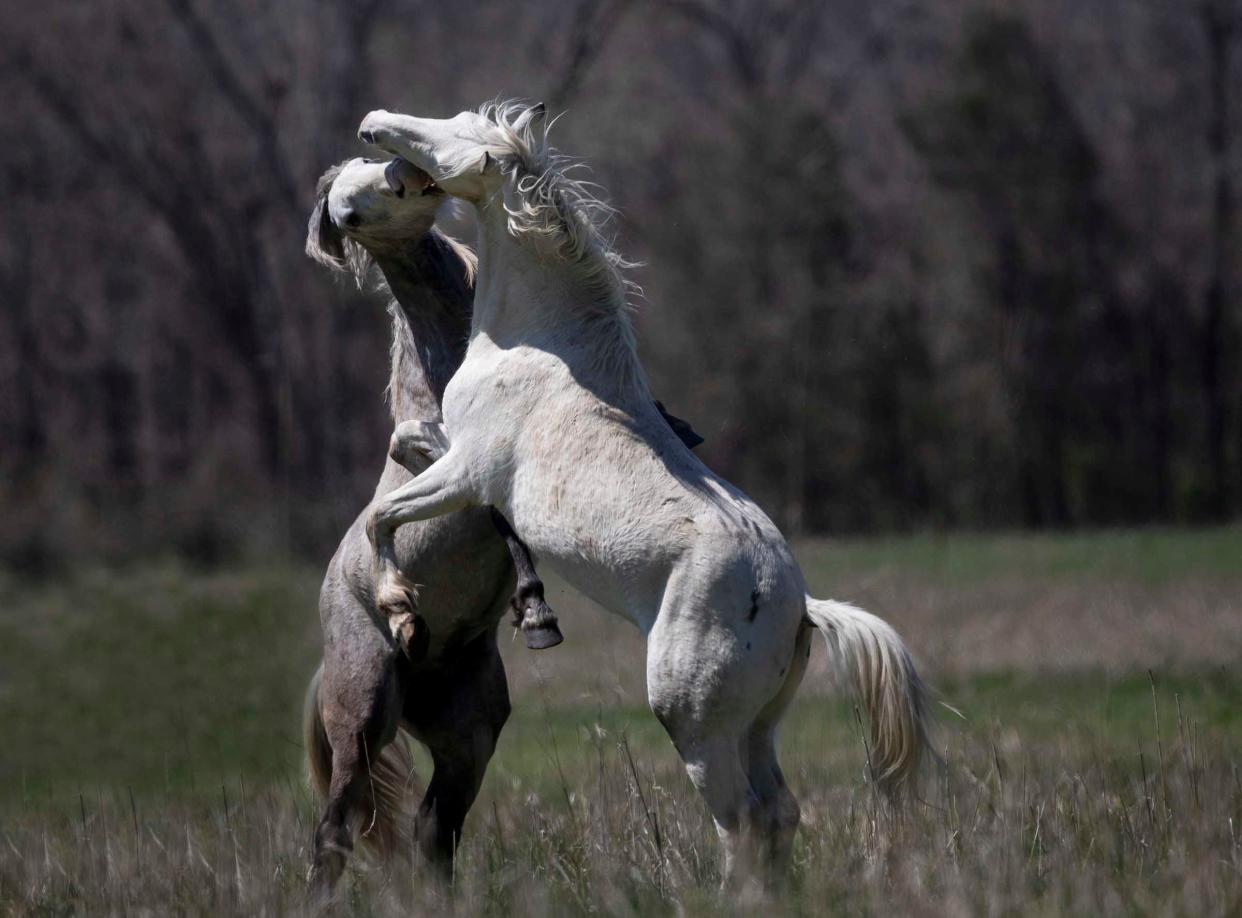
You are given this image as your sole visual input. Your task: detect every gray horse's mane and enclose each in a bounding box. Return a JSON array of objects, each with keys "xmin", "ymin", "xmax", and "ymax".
[{"xmin": 306, "ymin": 160, "xmax": 374, "ymax": 284}]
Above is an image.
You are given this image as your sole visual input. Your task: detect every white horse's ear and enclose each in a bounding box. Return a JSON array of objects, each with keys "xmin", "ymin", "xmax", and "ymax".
[
  {"xmin": 479, "ymin": 150, "xmax": 494, "ymax": 175},
  {"xmin": 530, "ymin": 102, "xmax": 546, "ymax": 124}
]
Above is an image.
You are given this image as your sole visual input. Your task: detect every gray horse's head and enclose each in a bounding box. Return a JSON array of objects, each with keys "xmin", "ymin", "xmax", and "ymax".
[{"xmin": 306, "ymin": 157, "xmax": 445, "ymax": 284}]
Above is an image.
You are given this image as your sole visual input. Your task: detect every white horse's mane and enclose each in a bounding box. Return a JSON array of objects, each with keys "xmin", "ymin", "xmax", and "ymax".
[
  {"xmin": 449, "ymin": 100, "xmax": 648, "ymax": 393},
  {"xmin": 447, "ymin": 100, "xmax": 640, "ymax": 315}
]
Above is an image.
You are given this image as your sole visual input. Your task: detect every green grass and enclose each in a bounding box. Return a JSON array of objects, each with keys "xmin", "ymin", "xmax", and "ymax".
[
  {"xmin": 1, "ymin": 531, "xmax": 1240, "ymax": 914},
  {"xmin": 0, "ymin": 563, "xmax": 320, "ymax": 801},
  {"xmin": 797, "ymin": 524, "xmax": 1242, "ymax": 586}
]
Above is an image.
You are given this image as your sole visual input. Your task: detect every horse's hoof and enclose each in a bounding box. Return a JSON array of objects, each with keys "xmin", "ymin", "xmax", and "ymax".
[
  {"xmin": 392, "ymin": 612, "xmax": 430, "ymax": 662},
  {"xmin": 377, "ymin": 572, "xmax": 419, "ymax": 620},
  {"xmin": 524, "ymin": 621, "xmax": 564, "ymax": 650}
]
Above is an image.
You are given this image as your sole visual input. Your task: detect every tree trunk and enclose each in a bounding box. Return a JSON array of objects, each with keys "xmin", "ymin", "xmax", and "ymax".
[{"xmin": 1201, "ymin": 1, "xmax": 1236, "ymax": 518}]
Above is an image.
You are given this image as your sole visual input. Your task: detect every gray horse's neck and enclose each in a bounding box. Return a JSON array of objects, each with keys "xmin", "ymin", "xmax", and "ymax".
[{"xmin": 373, "ymin": 231, "xmax": 474, "ymax": 422}]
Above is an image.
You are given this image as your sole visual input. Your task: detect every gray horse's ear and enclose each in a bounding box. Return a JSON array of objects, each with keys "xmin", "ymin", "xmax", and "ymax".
[{"xmin": 306, "ymin": 194, "xmax": 346, "ymax": 270}]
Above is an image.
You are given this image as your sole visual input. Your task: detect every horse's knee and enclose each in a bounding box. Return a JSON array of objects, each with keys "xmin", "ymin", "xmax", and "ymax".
[{"xmin": 388, "ymin": 420, "xmax": 449, "ymax": 473}]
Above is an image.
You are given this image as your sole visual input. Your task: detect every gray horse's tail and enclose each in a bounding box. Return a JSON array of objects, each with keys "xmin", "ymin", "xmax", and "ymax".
[
  {"xmin": 804, "ymin": 596, "xmax": 934, "ymax": 796},
  {"xmin": 303, "ymin": 663, "xmax": 422, "ymax": 859}
]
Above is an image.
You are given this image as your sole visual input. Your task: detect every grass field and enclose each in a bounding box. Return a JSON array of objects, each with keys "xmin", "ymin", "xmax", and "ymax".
[{"xmin": 1, "ymin": 529, "xmax": 1240, "ymax": 914}]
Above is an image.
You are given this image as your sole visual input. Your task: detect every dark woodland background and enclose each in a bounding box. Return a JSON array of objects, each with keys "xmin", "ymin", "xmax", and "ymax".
[{"xmin": 1, "ymin": 0, "xmax": 1239, "ymax": 567}]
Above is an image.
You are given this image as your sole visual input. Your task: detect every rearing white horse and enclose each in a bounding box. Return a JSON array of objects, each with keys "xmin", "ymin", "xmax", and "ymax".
[{"xmin": 357, "ymin": 101, "xmax": 932, "ymax": 883}]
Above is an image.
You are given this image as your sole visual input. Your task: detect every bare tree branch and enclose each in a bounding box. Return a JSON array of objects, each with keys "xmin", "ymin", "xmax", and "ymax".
[
  {"xmin": 21, "ymin": 57, "xmax": 176, "ymax": 222},
  {"xmin": 165, "ymin": 0, "xmax": 277, "ymax": 138},
  {"xmin": 548, "ymin": 0, "xmax": 634, "ymax": 109},
  {"xmin": 316, "ymin": 0, "xmax": 388, "ymax": 165},
  {"xmin": 663, "ymin": 0, "xmax": 762, "ymax": 88},
  {"xmin": 165, "ymin": 0, "xmax": 299, "ymax": 211}
]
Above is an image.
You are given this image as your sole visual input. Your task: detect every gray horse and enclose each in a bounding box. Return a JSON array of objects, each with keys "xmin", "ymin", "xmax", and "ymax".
[
  {"xmin": 301, "ymin": 155, "xmax": 699, "ymax": 896},
  {"xmin": 301, "ymin": 156, "xmax": 546, "ymax": 896}
]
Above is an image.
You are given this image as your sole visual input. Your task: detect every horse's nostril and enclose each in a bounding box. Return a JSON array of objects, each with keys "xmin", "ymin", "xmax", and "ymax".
[
  {"xmin": 359, "ymin": 129, "xmax": 376, "ymax": 145},
  {"xmin": 343, "ymin": 211, "xmax": 362, "ymax": 228}
]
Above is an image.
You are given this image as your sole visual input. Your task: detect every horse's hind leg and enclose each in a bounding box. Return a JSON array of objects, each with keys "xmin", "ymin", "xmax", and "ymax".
[
  {"xmin": 308, "ymin": 630, "xmax": 405, "ymax": 901},
  {"xmin": 679, "ymin": 734, "xmax": 762, "ymax": 886},
  {"xmin": 745, "ymin": 626, "xmax": 813, "ymax": 879},
  {"xmin": 404, "ymin": 628, "xmax": 510, "ymax": 876},
  {"xmin": 648, "ymin": 633, "xmax": 763, "ymax": 887}
]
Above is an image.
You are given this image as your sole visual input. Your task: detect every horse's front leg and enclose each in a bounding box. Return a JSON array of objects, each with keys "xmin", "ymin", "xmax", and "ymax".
[
  {"xmin": 388, "ymin": 419, "xmax": 451, "ymax": 474},
  {"xmin": 367, "ymin": 446, "xmax": 475, "ymax": 658},
  {"xmin": 487, "ymin": 509, "xmax": 563, "ymax": 650},
  {"xmin": 388, "ymin": 421, "xmax": 564, "ymax": 652}
]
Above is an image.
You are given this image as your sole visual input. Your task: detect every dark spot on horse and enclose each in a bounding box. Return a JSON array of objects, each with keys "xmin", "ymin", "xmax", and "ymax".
[
  {"xmin": 747, "ymin": 588, "xmax": 760, "ymax": 622},
  {"xmin": 343, "ymin": 210, "xmax": 362, "ymax": 228}
]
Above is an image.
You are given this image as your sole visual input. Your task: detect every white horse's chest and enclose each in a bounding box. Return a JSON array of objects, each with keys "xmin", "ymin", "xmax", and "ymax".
[{"xmin": 443, "ymin": 342, "xmax": 545, "ymax": 428}]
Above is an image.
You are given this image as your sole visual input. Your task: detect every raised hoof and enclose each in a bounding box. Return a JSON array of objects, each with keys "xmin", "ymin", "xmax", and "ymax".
[
  {"xmin": 377, "ymin": 573, "xmax": 421, "ymax": 653},
  {"xmin": 523, "ymin": 621, "xmax": 564, "ymax": 650},
  {"xmin": 390, "ymin": 612, "xmax": 430, "ymax": 662}
]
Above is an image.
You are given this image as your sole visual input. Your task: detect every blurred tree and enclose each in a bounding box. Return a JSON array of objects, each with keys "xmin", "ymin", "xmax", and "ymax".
[
  {"xmin": 0, "ymin": 0, "xmax": 1237, "ymax": 565},
  {"xmin": 1200, "ymin": 0, "xmax": 1237, "ymax": 518},
  {"xmin": 906, "ymin": 13, "xmax": 1132, "ymax": 526}
]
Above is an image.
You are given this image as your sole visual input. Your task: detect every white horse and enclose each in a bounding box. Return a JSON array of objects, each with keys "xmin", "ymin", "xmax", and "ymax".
[{"xmin": 357, "ymin": 101, "xmax": 933, "ymax": 883}]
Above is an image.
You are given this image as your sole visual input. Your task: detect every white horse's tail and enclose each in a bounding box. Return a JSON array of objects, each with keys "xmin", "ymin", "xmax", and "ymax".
[
  {"xmin": 303, "ymin": 663, "xmax": 422, "ymax": 859},
  {"xmin": 804, "ymin": 596, "xmax": 933, "ymax": 796}
]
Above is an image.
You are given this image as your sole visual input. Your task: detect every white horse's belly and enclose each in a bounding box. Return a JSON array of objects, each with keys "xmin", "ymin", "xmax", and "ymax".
[
  {"xmin": 443, "ymin": 338, "xmax": 803, "ymax": 639},
  {"xmin": 542, "ymin": 550, "xmax": 642, "ymax": 625},
  {"xmin": 503, "ymin": 437, "xmax": 707, "ymax": 632}
]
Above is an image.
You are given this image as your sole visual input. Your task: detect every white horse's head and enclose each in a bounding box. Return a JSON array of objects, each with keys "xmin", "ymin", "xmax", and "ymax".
[
  {"xmin": 306, "ymin": 156, "xmax": 444, "ymax": 279},
  {"xmin": 357, "ymin": 104, "xmax": 546, "ymax": 202}
]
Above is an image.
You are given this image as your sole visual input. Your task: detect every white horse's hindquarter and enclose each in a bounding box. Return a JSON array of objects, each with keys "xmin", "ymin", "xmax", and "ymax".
[{"xmin": 645, "ymin": 538, "xmax": 808, "ymax": 880}]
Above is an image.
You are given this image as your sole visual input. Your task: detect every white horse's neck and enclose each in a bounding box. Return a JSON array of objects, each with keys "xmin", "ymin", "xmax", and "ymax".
[
  {"xmin": 471, "ymin": 202, "xmax": 648, "ymax": 403},
  {"xmin": 373, "ymin": 232, "xmax": 473, "ymax": 422}
]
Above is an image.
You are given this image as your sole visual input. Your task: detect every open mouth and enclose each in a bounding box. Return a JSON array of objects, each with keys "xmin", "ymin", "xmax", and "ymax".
[{"xmin": 384, "ymin": 158, "xmax": 441, "ymax": 199}]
